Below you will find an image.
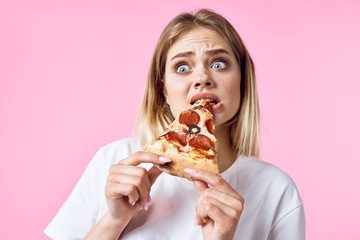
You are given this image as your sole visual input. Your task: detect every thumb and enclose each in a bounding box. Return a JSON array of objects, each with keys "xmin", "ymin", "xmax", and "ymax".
[
  {"xmin": 148, "ymin": 165, "xmax": 163, "ymax": 186},
  {"xmin": 193, "ymin": 180, "xmax": 209, "ymax": 193}
]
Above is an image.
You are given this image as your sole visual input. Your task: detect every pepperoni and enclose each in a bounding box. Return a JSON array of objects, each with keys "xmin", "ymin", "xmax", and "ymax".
[
  {"xmin": 179, "ymin": 110, "xmax": 200, "ymax": 127},
  {"xmin": 205, "ymin": 119, "xmax": 214, "ymax": 134},
  {"xmin": 166, "ymin": 129, "xmax": 188, "ymax": 147},
  {"xmin": 189, "ymin": 134, "xmax": 211, "ymax": 150},
  {"xmin": 204, "ymin": 101, "xmax": 212, "ymax": 112}
]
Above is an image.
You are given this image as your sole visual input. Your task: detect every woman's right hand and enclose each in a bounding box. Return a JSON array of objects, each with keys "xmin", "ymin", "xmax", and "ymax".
[
  {"xmin": 85, "ymin": 152, "xmax": 168, "ymax": 240},
  {"xmin": 105, "ymin": 151, "xmax": 169, "ymax": 224}
]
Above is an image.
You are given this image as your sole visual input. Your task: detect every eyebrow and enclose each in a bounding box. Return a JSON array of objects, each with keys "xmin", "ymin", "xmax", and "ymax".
[{"xmin": 170, "ymin": 48, "xmax": 231, "ymax": 62}]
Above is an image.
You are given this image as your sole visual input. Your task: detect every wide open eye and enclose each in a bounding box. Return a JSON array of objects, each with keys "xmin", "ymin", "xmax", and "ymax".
[
  {"xmin": 177, "ymin": 65, "xmax": 190, "ymax": 73},
  {"xmin": 212, "ymin": 61, "xmax": 226, "ymax": 70}
]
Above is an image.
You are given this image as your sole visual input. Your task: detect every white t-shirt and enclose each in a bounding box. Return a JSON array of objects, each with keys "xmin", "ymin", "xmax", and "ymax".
[{"xmin": 44, "ymin": 137, "xmax": 305, "ymax": 240}]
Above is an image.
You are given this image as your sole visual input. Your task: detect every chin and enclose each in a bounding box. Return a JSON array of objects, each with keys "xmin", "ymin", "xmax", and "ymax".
[
  {"xmin": 214, "ymin": 112, "xmax": 238, "ymax": 128},
  {"xmin": 213, "ymin": 118, "xmax": 229, "ymax": 128}
]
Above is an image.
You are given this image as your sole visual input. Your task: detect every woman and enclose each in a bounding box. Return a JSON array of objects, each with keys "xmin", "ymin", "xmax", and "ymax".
[{"xmin": 44, "ymin": 9, "xmax": 305, "ymax": 239}]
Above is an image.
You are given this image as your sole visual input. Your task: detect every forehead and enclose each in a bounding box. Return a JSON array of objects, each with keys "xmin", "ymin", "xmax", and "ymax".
[{"xmin": 167, "ymin": 27, "xmax": 232, "ymax": 59}]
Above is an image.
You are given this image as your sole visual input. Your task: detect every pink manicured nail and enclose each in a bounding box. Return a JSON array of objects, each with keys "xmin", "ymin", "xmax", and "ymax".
[
  {"xmin": 131, "ymin": 201, "xmax": 136, "ymax": 207},
  {"xmin": 184, "ymin": 168, "xmax": 197, "ymax": 176},
  {"xmin": 193, "ymin": 213, "xmax": 199, "ymax": 225},
  {"xmin": 159, "ymin": 156, "xmax": 171, "ymax": 163},
  {"xmin": 143, "ymin": 196, "xmax": 152, "ymax": 211},
  {"xmin": 143, "ymin": 202, "xmax": 149, "ymax": 211},
  {"xmin": 143, "ymin": 201, "xmax": 150, "ymax": 211}
]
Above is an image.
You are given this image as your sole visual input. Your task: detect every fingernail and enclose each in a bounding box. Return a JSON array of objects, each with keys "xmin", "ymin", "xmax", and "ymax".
[
  {"xmin": 143, "ymin": 196, "xmax": 152, "ymax": 211},
  {"xmin": 131, "ymin": 201, "xmax": 136, "ymax": 207},
  {"xmin": 143, "ymin": 201, "xmax": 150, "ymax": 211},
  {"xmin": 159, "ymin": 156, "xmax": 171, "ymax": 163},
  {"xmin": 193, "ymin": 212, "xmax": 198, "ymax": 225},
  {"xmin": 184, "ymin": 168, "xmax": 196, "ymax": 176}
]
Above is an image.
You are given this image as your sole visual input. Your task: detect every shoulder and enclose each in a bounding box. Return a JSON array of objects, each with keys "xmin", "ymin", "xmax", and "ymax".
[
  {"xmin": 255, "ymin": 162, "xmax": 305, "ymax": 238},
  {"xmin": 224, "ymin": 157, "xmax": 303, "ymax": 206},
  {"xmin": 254, "ymin": 159, "xmax": 299, "ymax": 194},
  {"xmin": 225, "ymin": 157, "xmax": 292, "ymax": 181},
  {"xmin": 231, "ymin": 157, "xmax": 298, "ymax": 188},
  {"xmin": 224, "ymin": 158, "xmax": 305, "ymax": 238},
  {"xmin": 252, "ymin": 160, "xmax": 296, "ymax": 186}
]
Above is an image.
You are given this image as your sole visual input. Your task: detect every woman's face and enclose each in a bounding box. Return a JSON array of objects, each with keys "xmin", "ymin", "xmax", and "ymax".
[{"xmin": 163, "ymin": 27, "xmax": 241, "ymax": 126}]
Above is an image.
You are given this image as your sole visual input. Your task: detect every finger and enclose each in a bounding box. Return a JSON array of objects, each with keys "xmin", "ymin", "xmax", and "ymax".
[
  {"xmin": 110, "ymin": 174, "xmax": 150, "ymax": 207},
  {"xmin": 148, "ymin": 165, "xmax": 163, "ymax": 186},
  {"xmin": 113, "ymin": 160, "xmax": 164, "ymax": 187},
  {"xmin": 198, "ymin": 189, "xmax": 243, "ymax": 220},
  {"xmin": 195, "ymin": 212, "xmax": 210, "ymax": 226},
  {"xmin": 105, "ymin": 182, "xmax": 140, "ymax": 206},
  {"xmin": 193, "ymin": 179, "xmax": 209, "ymax": 193},
  {"xmin": 196, "ymin": 199, "xmax": 231, "ymax": 227},
  {"xmin": 120, "ymin": 151, "xmax": 171, "ymax": 166},
  {"xmin": 184, "ymin": 168, "xmax": 240, "ymax": 199},
  {"xmin": 201, "ymin": 188, "xmax": 244, "ymax": 212},
  {"xmin": 194, "ymin": 205, "xmax": 209, "ymax": 225},
  {"xmin": 110, "ymin": 165, "xmax": 151, "ymax": 190},
  {"xmin": 124, "ymin": 183, "xmax": 141, "ymax": 206}
]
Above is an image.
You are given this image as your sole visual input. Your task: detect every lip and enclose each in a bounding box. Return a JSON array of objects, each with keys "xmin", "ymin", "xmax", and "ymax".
[{"xmin": 190, "ymin": 93, "xmax": 222, "ymax": 111}]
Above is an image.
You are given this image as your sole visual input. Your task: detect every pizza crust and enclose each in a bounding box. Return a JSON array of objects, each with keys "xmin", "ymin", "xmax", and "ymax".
[{"xmin": 144, "ymin": 141, "xmax": 218, "ymax": 180}]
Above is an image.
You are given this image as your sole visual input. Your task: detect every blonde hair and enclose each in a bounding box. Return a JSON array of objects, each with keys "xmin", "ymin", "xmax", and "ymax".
[{"xmin": 135, "ymin": 9, "xmax": 260, "ymax": 157}]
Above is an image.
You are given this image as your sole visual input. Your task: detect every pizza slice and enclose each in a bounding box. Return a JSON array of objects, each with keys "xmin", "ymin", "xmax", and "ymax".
[{"xmin": 144, "ymin": 99, "xmax": 218, "ymax": 180}]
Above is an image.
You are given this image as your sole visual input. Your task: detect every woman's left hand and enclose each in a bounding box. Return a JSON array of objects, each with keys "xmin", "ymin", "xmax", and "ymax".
[{"xmin": 186, "ymin": 169, "xmax": 244, "ymax": 240}]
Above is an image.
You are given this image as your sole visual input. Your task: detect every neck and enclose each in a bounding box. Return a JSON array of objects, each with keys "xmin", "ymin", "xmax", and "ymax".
[{"xmin": 214, "ymin": 124, "xmax": 237, "ymax": 173}]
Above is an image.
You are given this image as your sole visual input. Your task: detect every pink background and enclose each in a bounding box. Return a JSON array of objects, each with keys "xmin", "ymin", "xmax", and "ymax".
[{"xmin": 1, "ymin": 0, "xmax": 359, "ymax": 239}]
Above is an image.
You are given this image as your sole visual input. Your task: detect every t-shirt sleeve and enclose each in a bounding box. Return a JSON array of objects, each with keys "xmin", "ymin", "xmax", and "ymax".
[
  {"xmin": 267, "ymin": 205, "xmax": 306, "ymax": 240},
  {"xmin": 44, "ymin": 148, "xmax": 107, "ymax": 240}
]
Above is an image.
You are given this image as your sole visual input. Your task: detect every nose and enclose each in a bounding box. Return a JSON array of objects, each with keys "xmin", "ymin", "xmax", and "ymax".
[{"xmin": 193, "ymin": 67, "xmax": 214, "ymax": 89}]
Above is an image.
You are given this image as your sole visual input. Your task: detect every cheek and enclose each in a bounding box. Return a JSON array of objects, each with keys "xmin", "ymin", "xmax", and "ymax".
[
  {"xmin": 165, "ymin": 81, "xmax": 183, "ymax": 103},
  {"xmin": 225, "ymin": 75, "xmax": 241, "ymax": 98},
  {"xmin": 164, "ymin": 80, "xmax": 189, "ymax": 117},
  {"xmin": 224, "ymin": 76, "xmax": 241, "ymax": 114}
]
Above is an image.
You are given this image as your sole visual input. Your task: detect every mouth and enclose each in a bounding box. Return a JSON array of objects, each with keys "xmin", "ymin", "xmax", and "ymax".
[
  {"xmin": 190, "ymin": 93, "xmax": 221, "ymax": 110},
  {"xmin": 206, "ymin": 99, "xmax": 219, "ymax": 106}
]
